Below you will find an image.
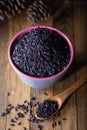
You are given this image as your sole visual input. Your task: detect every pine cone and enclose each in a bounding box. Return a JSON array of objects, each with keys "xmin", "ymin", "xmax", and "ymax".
[
  {"xmin": 27, "ymin": 0, "xmax": 51, "ymax": 23},
  {"xmin": 0, "ymin": 0, "xmax": 29, "ymax": 20}
]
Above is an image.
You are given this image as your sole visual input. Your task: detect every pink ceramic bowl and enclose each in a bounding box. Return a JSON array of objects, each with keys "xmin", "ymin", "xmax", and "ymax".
[{"xmin": 8, "ymin": 26, "xmax": 74, "ymax": 89}]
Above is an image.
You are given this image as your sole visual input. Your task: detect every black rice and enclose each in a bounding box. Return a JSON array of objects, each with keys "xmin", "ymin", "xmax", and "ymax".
[
  {"xmin": 11, "ymin": 27, "xmax": 70, "ymax": 78},
  {"xmin": 62, "ymin": 117, "xmax": 67, "ymax": 120},
  {"xmin": 11, "ymin": 119, "xmax": 16, "ymax": 123},
  {"xmin": 52, "ymin": 121, "xmax": 57, "ymax": 128},
  {"xmin": 24, "ymin": 100, "xmax": 28, "ymax": 103},
  {"xmin": 15, "ymin": 117, "xmax": 18, "ymax": 120},
  {"xmin": 18, "ymin": 122, "xmax": 22, "ymax": 125},
  {"xmin": 52, "ymin": 123, "xmax": 55, "ymax": 128},
  {"xmin": 5, "ymin": 108, "xmax": 11, "ymax": 114},
  {"xmin": 10, "ymin": 124, "xmax": 15, "ymax": 126},
  {"xmin": 7, "ymin": 92, "xmax": 10, "ymax": 96},
  {"xmin": 24, "ymin": 127, "xmax": 27, "ymax": 130},
  {"xmin": 43, "ymin": 92, "xmax": 48, "ymax": 96},
  {"xmin": 36, "ymin": 100, "xmax": 59, "ymax": 118},
  {"xmin": 38, "ymin": 125, "xmax": 42, "ymax": 130},
  {"xmin": 7, "ymin": 104, "xmax": 12, "ymax": 107},
  {"xmin": 56, "ymin": 113, "xmax": 61, "ymax": 116},
  {"xmin": 17, "ymin": 112, "xmax": 25, "ymax": 118},
  {"xmin": 31, "ymin": 96, "xmax": 36, "ymax": 101},
  {"xmin": 58, "ymin": 120, "xmax": 61, "ymax": 125},
  {"xmin": 1, "ymin": 112, "xmax": 6, "ymax": 116},
  {"xmin": 0, "ymin": 96, "xmax": 65, "ymax": 130}
]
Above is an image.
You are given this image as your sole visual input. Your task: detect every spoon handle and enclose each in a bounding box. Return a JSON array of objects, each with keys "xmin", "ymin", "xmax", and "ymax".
[{"xmin": 58, "ymin": 74, "xmax": 87, "ymax": 103}]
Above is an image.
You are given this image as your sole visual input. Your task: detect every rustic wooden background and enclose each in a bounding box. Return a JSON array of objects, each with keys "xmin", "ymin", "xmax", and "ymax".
[{"xmin": 0, "ymin": 0, "xmax": 87, "ymax": 130}]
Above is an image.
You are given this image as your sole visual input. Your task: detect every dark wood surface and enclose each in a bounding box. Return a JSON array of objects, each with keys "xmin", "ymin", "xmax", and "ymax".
[{"xmin": 0, "ymin": 1, "xmax": 87, "ymax": 130}]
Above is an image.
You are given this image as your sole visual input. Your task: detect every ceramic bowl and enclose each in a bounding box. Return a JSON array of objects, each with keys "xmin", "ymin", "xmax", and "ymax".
[{"xmin": 8, "ymin": 26, "xmax": 74, "ymax": 89}]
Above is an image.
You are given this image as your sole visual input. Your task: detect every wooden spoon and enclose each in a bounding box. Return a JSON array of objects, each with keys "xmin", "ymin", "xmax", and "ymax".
[{"xmin": 36, "ymin": 74, "xmax": 87, "ymax": 119}]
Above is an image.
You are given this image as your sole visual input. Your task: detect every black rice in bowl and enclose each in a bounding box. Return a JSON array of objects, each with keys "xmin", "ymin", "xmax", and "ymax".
[{"xmin": 11, "ymin": 27, "xmax": 70, "ymax": 78}]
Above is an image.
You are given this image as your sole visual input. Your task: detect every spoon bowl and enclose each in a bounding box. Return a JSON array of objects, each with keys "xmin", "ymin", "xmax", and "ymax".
[
  {"xmin": 36, "ymin": 74, "xmax": 87, "ymax": 120},
  {"xmin": 35, "ymin": 96, "xmax": 62, "ymax": 120}
]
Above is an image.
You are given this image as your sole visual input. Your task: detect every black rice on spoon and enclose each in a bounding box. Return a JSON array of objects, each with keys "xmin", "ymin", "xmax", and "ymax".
[
  {"xmin": 36, "ymin": 100, "xmax": 59, "ymax": 118},
  {"xmin": 11, "ymin": 27, "xmax": 70, "ymax": 78}
]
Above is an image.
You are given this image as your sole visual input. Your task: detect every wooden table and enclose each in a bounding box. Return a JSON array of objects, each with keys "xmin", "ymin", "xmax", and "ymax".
[{"xmin": 0, "ymin": 1, "xmax": 87, "ymax": 130}]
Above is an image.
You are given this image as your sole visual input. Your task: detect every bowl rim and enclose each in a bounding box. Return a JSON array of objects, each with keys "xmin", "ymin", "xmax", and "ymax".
[{"xmin": 8, "ymin": 26, "xmax": 74, "ymax": 81}]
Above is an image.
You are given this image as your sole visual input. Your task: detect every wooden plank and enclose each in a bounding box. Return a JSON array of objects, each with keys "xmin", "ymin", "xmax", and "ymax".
[
  {"xmin": 7, "ymin": 11, "xmax": 53, "ymax": 130},
  {"xmin": 0, "ymin": 1, "xmax": 87, "ymax": 130},
  {"xmin": 0, "ymin": 20, "xmax": 9, "ymax": 130},
  {"xmin": 6, "ymin": 64, "xmax": 30, "ymax": 130},
  {"xmin": 6, "ymin": 12, "xmax": 31, "ymax": 130},
  {"xmin": 29, "ymin": 16, "xmax": 54, "ymax": 130},
  {"xmin": 53, "ymin": 1, "xmax": 77, "ymax": 130},
  {"xmin": 73, "ymin": 1, "xmax": 87, "ymax": 130}
]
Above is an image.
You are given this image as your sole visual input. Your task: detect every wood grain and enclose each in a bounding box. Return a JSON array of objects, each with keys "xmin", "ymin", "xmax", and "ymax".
[
  {"xmin": 73, "ymin": 1, "xmax": 87, "ymax": 130},
  {"xmin": 57, "ymin": 74, "xmax": 87, "ymax": 104},
  {"xmin": 0, "ymin": 20, "xmax": 9, "ymax": 130},
  {"xmin": 0, "ymin": 0, "xmax": 87, "ymax": 130},
  {"xmin": 29, "ymin": 16, "xmax": 54, "ymax": 130},
  {"xmin": 6, "ymin": 12, "xmax": 31, "ymax": 130},
  {"xmin": 53, "ymin": 1, "xmax": 77, "ymax": 130}
]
